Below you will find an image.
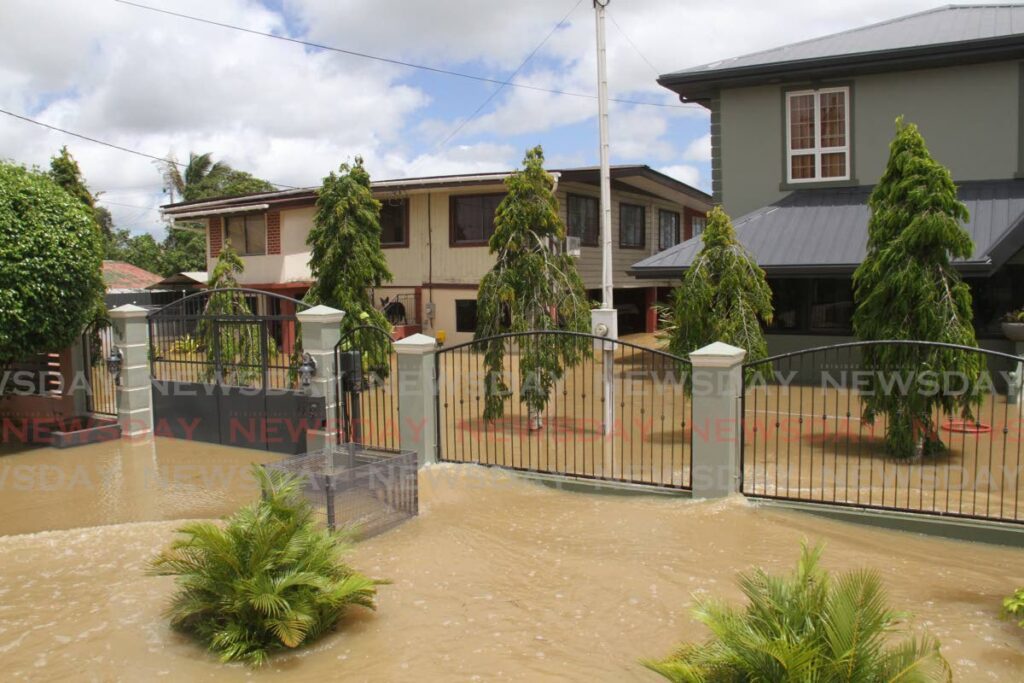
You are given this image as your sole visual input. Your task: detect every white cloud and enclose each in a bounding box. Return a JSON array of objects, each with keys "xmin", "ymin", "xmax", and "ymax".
[
  {"xmin": 683, "ymin": 134, "xmax": 712, "ymax": 163},
  {"xmin": 659, "ymin": 164, "xmax": 703, "ymax": 191},
  {"xmin": 1, "ymin": 0, "xmax": 997, "ymax": 236}
]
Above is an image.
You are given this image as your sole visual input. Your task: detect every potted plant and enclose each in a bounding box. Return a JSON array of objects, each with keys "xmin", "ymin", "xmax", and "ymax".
[{"xmin": 1002, "ymin": 308, "xmax": 1024, "ymax": 341}]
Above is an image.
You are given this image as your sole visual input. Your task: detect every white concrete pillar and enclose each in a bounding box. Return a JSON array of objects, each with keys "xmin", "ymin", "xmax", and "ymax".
[
  {"xmin": 395, "ymin": 333, "xmax": 438, "ymax": 467},
  {"xmin": 109, "ymin": 304, "xmax": 152, "ymax": 437},
  {"xmin": 296, "ymin": 304, "xmax": 345, "ymax": 452},
  {"xmin": 689, "ymin": 341, "xmax": 747, "ymax": 498}
]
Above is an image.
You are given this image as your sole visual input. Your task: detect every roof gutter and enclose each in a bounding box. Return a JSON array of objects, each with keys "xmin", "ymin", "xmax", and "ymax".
[
  {"xmin": 630, "ymin": 260, "xmax": 995, "ymax": 280},
  {"xmin": 165, "ymin": 203, "xmax": 270, "ymax": 220}
]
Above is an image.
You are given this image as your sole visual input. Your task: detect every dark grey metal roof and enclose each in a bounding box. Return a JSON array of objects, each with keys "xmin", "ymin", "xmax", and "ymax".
[
  {"xmin": 629, "ymin": 179, "xmax": 1024, "ymax": 278},
  {"xmin": 660, "ymin": 5, "xmax": 1024, "ymax": 101}
]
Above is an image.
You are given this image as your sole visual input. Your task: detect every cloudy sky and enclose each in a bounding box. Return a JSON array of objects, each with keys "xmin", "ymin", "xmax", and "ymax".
[{"xmin": 0, "ymin": 0, "xmax": 989, "ymax": 237}]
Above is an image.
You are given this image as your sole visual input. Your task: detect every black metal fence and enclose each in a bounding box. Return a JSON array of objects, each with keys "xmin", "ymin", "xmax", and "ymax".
[
  {"xmin": 742, "ymin": 340, "xmax": 1024, "ymax": 524},
  {"xmin": 435, "ymin": 331, "xmax": 692, "ymax": 490},
  {"xmin": 264, "ymin": 443, "xmax": 418, "ymax": 538},
  {"xmin": 147, "ymin": 288, "xmax": 315, "ymax": 453},
  {"xmin": 335, "ymin": 325, "xmax": 400, "ymax": 449},
  {"xmin": 149, "ymin": 288, "xmax": 302, "ymax": 390},
  {"xmin": 82, "ymin": 319, "xmax": 116, "ymax": 416}
]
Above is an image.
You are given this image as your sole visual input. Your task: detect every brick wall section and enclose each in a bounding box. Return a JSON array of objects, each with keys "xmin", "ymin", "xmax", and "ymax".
[
  {"xmin": 209, "ymin": 216, "xmax": 223, "ymax": 258},
  {"xmin": 267, "ymin": 211, "xmax": 281, "ymax": 255}
]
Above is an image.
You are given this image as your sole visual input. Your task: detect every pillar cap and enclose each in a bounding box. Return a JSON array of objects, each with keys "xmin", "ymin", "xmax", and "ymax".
[
  {"xmin": 689, "ymin": 341, "xmax": 746, "ymax": 368},
  {"xmin": 296, "ymin": 305, "xmax": 345, "ymax": 325},
  {"xmin": 395, "ymin": 333, "xmax": 436, "ymax": 355},
  {"xmin": 109, "ymin": 304, "xmax": 148, "ymax": 319}
]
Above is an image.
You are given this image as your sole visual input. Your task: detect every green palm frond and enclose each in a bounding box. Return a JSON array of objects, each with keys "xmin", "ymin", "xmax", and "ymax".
[
  {"xmin": 645, "ymin": 543, "xmax": 950, "ymax": 683},
  {"xmin": 149, "ymin": 465, "xmax": 381, "ymax": 666}
]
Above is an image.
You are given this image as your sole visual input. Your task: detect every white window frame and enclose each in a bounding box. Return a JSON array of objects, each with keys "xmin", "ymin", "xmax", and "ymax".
[{"xmin": 785, "ymin": 86, "xmax": 850, "ymax": 184}]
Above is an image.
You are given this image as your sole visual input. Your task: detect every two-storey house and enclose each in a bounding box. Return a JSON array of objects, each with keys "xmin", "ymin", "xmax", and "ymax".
[
  {"xmin": 631, "ymin": 4, "xmax": 1024, "ymax": 354},
  {"xmin": 162, "ymin": 165, "xmax": 711, "ymax": 344}
]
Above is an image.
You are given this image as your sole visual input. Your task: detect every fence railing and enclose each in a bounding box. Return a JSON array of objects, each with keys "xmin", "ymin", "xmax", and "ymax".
[
  {"xmin": 742, "ymin": 340, "xmax": 1024, "ymax": 524},
  {"xmin": 335, "ymin": 325, "xmax": 400, "ymax": 450},
  {"xmin": 377, "ymin": 293, "xmax": 418, "ymax": 326},
  {"xmin": 83, "ymin": 320, "xmax": 116, "ymax": 416},
  {"xmin": 435, "ymin": 330, "xmax": 692, "ymax": 490}
]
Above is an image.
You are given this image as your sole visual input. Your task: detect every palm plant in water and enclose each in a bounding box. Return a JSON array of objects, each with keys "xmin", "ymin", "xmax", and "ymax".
[
  {"xmin": 644, "ymin": 543, "xmax": 951, "ymax": 682},
  {"xmin": 149, "ymin": 466, "xmax": 381, "ymax": 667}
]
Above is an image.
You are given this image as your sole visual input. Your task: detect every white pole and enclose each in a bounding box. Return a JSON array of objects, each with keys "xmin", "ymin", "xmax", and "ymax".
[
  {"xmin": 595, "ymin": 0, "xmax": 613, "ymax": 309},
  {"xmin": 594, "ymin": 0, "xmax": 615, "ymax": 447}
]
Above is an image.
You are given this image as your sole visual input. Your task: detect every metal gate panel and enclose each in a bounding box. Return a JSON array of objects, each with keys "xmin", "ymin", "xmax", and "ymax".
[{"xmin": 151, "ymin": 380, "xmax": 221, "ymax": 444}]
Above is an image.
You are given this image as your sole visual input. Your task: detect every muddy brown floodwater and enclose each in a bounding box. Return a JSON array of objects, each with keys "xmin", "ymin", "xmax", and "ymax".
[{"xmin": 0, "ymin": 439, "xmax": 1023, "ymax": 680}]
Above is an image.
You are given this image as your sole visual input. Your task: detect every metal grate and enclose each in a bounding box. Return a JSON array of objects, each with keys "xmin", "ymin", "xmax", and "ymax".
[{"xmin": 265, "ymin": 443, "xmax": 418, "ymax": 538}]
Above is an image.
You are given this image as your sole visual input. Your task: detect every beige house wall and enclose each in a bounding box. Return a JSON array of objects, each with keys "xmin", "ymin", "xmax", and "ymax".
[{"xmin": 204, "ymin": 178, "xmax": 705, "ymax": 344}]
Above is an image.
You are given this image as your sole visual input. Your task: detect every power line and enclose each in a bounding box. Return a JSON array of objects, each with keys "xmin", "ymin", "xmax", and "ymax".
[
  {"xmin": 114, "ymin": 0, "xmax": 698, "ymax": 111},
  {"xmin": 96, "ymin": 198, "xmax": 162, "ymax": 211},
  {"xmin": 608, "ymin": 12, "xmax": 662, "ymax": 77},
  {"xmin": 435, "ymin": 0, "xmax": 584, "ymax": 149},
  {"xmin": 0, "ymin": 106, "xmax": 300, "ymax": 190}
]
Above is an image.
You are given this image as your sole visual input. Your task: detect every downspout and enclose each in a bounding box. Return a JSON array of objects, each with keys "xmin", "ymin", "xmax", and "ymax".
[{"xmin": 427, "ymin": 193, "xmax": 434, "ymax": 328}]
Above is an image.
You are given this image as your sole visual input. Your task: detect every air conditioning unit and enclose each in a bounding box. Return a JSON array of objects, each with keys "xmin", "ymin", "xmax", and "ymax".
[{"xmin": 565, "ymin": 236, "xmax": 581, "ymax": 258}]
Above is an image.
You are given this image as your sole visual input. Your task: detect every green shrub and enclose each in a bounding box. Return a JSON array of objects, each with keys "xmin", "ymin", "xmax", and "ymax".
[
  {"xmin": 0, "ymin": 161, "xmax": 104, "ymax": 365},
  {"xmin": 149, "ymin": 466, "xmax": 381, "ymax": 666},
  {"xmin": 644, "ymin": 543, "xmax": 951, "ymax": 682},
  {"xmin": 1003, "ymin": 588, "xmax": 1024, "ymax": 628},
  {"xmin": 169, "ymin": 334, "xmax": 200, "ymax": 354}
]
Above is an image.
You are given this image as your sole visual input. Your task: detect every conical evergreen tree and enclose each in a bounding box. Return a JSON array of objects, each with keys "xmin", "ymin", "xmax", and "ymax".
[
  {"xmin": 304, "ymin": 158, "xmax": 393, "ymax": 373},
  {"xmin": 664, "ymin": 206, "xmax": 773, "ymax": 367},
  {"xmin": 475, "ymin": 146, "xmax": 591, "ymax": 426},
  {"xmin": 853, "ymin": 118, "xmax": 982, "ymax": 458}
]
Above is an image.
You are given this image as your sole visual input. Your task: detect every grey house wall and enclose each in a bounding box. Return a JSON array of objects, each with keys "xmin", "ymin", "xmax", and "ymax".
[{"xmin": 718, "ymin": 60, "xmax": 1021, "ymax": 218}]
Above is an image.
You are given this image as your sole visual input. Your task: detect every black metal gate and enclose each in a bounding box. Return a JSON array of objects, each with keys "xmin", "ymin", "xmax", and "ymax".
[
  {"xmin": 741, "ymin": 340, "xmax": 1024, "ymax": 524},
  {"xmin": 148, "ymin": 288, "xmax": 322, "ymax": 453},
  {"xmin": 334, "ymin": 325, "xmax": 399, "ymax": 449},
  {"xmin": 82, "ymin": 319, "xmax": 116, "ymax": 416},
  {"xmin": 435, "ymin": 331, "xmax": 692, "ymax": 490}
]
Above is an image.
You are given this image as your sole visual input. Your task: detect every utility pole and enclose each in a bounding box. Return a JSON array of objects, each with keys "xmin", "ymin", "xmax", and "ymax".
[
  {"xmin": 591, "ymin": 0, "xmax": 617, "ymax": 448},
  {"xmin": 595, "ymin": 0, "xmax": 613, "ymax": 310}
]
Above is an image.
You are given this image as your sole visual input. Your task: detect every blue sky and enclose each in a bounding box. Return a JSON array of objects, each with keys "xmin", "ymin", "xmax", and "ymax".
[{"xmin": 0, "ymin": 0, "xmax": 982, "ymax": 237}]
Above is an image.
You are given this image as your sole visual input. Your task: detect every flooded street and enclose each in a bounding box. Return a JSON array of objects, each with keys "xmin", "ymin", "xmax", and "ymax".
[
  {"xmin": 0, "ymin": 438, "xmax": 280, "ymax": 536},
  {"xmin": 0, "ymin": 444, "xmax": 1022, "ymax": 680}
]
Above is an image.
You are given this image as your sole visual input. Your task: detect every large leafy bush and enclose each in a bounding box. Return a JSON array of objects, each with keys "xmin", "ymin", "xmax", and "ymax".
[
  {"xmin": 644, "ymin": 543, "xmax": 951, "ymax": 682},
  {"xmin": 0, "ymin": 161, "xmax": 104, "ymax": 364},
  {"xmin": 149, "ymin": 466, "xmax": 381, "ymax": 666}
]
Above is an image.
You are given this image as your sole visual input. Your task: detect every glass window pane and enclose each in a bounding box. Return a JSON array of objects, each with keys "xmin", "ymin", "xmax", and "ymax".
[
  {"xmin": 482, "ymin": 195, "xmax": 502, "ymax": 241},
  {"xmin": 789, "ymin": 94, "xmax": 815, "ymax": 150},
  {"xmin": 455, "ymin": 299, "xmax": 477, "ymax": 332},
  {"xmin": 821, "ymin": 152, "xmax": 846, "ymax": 178},
  {"xmin": 568, "ymin": 195, "xmax": 598, "ymax": 246},
  {"xmin": 809, "ymin": 279, "xmax": 854, "ymax": 332},
  {"xmin": 691, "ymin": 216, "xmax": 706, "ymax": 237},
  {"xmin": 453, "ymin": 196, "xmax": 482, "ymax": 243},
  {"xmin": 225, "ymin": 216, "xmax": 246, "ymax": 252},
  {"xmin": 245, "ymin": 215, "xmax": 266, "ymax": 255},
  {"xmin": 659, "ymin": 210, "xmax": 679, "ymax": 250},
  {"xmin": 767, "ymin": 279, "xmax": 803, "ymax": 331},
  {"xmin": 819, "ymin": 91, "xmax": 846, "ymax": 147},
  {"xmin": 791, "ymin": 154, "xmax": 816, "ymax": 180},
  {"xmin": 380, "ymin": 200, "xmax": 406, "ymax": 245},
  {"xmin": 620, "ymin": 203, "xmax": 644, "ymax": 248}
]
